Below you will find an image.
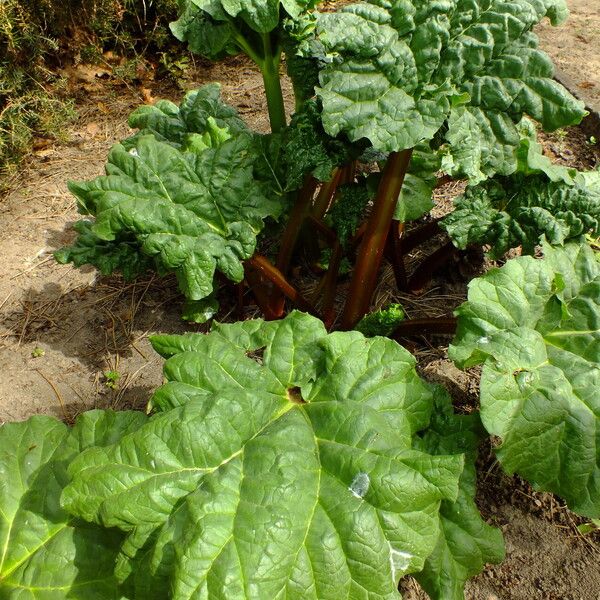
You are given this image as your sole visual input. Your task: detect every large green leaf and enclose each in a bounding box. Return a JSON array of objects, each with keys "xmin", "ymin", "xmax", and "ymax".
[
  {"xmin": 450, "ymin": 241, "xmax": 600, "ymax": 517},
  {"xmin": 170, "ymin": 2, "xmax": 239, "ymax": 60},
  {"xmin": 313, "ymin": 2, "xmax": 452, "ymax": 152},
  {"xmin": 0, "ymin": 411, "xmax": 146, "ymax": 598},
  {"xmin": 437, "ymin": 0, "xmax": 584, "ymax": 180},
  {"xmin": 62, "ymin": 312, "xmax": 464, "ymax": 598},
  {"xmin": 305, "ymin": 0, "xmax": 584, "ymax": 173},
  {"xmin": 53, "ymin": 220, "xmax": 153, "ymax": 281},
  {"xmin": 440, "ymin": 106, "xmax": 521, "ymax": 184},
  {"xmin": 442, "ymin": 168, "xmax": 600, "ymax": 257},
  {"xmin": 57, "ymin": 128, "xmax": 283, "ymax": 304},
  {"xmin": 173, "ymin": 0, "xmax": 316, "ymax": 40},
  {"xmin": 414, "ymin": 390, "xmax": 505, "ymax": 600}
]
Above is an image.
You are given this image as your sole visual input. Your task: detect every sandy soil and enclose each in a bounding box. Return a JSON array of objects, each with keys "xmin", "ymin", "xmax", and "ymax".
[
  {"xmin": 537, "ymin": 0, "xmax": 600, "ymax": 110},
  {"xmin": 0, "ymin": 58, "xmax": 287, "ymax": 422},
  {"xmin": 1, "ymin": 3, "xmax": 600, "ymax": 598}
]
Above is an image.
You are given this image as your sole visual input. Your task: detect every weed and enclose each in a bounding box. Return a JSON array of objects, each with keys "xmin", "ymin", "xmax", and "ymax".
[
  {"xmin": 103, "ymin": 370, "xmax": 121, "ymax": 390},
  {"xmin": 0, "ymin": 0, "xmax": 181, "ymax": 186}
]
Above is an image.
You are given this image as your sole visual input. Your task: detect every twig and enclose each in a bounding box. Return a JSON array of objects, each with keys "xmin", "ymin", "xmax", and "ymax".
[
  {"xmin": 0, "ymin": 292, "xmax": 13, "ymax": 313},
  {"xmin": 35, "ymin": 370, "xmax": 70, "ymax": 422},
  {"xmin": 10, "ymin": 256, "xmax": 53, "ymax": 280}
]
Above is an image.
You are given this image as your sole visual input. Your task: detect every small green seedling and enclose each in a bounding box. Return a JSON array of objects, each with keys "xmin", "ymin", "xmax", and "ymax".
[
  {"xmin": 577, "ymin": 519, "xmax": 600, "ymax": 535},
  {"xmin": 355, "ymin": 303, "xmax": 405, "ymax": 337},
  {"xmin": 103, "ymin": 370, "xmax": 121, "ymax": 390}
]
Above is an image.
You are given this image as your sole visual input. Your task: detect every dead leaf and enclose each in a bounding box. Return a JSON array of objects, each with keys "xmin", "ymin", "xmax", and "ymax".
[
  {"xmin": 34, "ymin": 148, "xmax": 54, "ymax": 158},
  {"xmin": 140, "ymin": 87, "xmax": 155, "ymax": 104},
  {"xmin": 63, "ymin": 64, "xmax": 112, "ymax": 84},
  {"xmin": 32, "ymin": 138, "xmax": 52, "ymax": 151},
  {"xmin": 85, "ymin": 122, "xmax": 100, "ymax": 137}
]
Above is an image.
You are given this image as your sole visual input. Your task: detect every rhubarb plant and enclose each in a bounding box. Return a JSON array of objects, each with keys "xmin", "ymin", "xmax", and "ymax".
[
  {"xmin": 450, "ymin": 240, "xmax": 600, "ymax": 517},
  {"xmin": 55, "ymin": 124, "xmax": 284, "ymax": 315},
  {"xmin": 0, "ymin": 313, "xmax": 506, "ymax": 598},
  {"xmin": 6, "ymin": 0, "xmax": 600, "ymax": 597},
  {"xmin": 302, "ymin": 0, "xmax": 581, "ymax": 165},
  {"xmin": 56, "ymin": 0, "xmax": 589, "ymax": 328},
  {"xmin": 442, "ymin": 168, "xmax": 600, "ymax": 257},
  {"xmin": 442, "ymin": 125, "xmax": 600, "ymax": 257}
]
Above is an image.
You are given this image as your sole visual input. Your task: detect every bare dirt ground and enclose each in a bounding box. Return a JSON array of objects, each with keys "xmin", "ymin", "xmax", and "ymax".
[
  {"xmin": 0, "ymin": 57, "xmax": 283, "ymax": 422},
  {"xmin": 538, "ymin": 0, "xmax": 600, "ymax": 111},
  {"xmin": 1, "ymin": 2, "xmax": 600, "ymax": 598}
]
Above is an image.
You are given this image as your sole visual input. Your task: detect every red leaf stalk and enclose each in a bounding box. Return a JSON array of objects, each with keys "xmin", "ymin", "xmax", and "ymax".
[
  {"xmin": 246, "ymin": 255, "xmax": 319, "ymax": 316},
  {"xmin": 341, "ymin": 149, "xmax": 413, "ymax": 329}
]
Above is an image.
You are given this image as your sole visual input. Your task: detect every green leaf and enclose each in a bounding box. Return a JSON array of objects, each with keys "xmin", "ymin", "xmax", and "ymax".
[
  {"xmin": 414, "ymin": 389, "xmax": 505, "ymax": 600},
  {"xmin": 460, "ymin": 43, "xmax": 584, "ymax": 129},
  {"xmin": 394, "ymin": 145, "xmax": 440, "ymax": 222},
  {"xmin": 577, "ymin": 520, "xmax": 600, "ymax": 535},
  {"xmin": 63, "ymin": 312, "xmax": 464, "ymax": 598},
  {"xmin": 54, "ymin": 220, "xmax": 152, "ymax": 281},
  {"xmin": 438, "ymin": 1, "xmax": 585, "ymax": 180},
  {"xmin": 60, "ymin": 131, "xmax": 283, "ymax": 304},
  {"xmin": 310, "ymin": 3, "xmax": 452, "ymax": 152},
  {"xmin": 126, "ymin": 83, "xmax": 247, "ymax": 148},
  {"xmin": 174, "ymin": 0, "xmax": 316, "ymax": 37},
  {"xmin": 282, "ymin": 16, "xmax": 321, "ymax": 104},
  {"xmin": 513, "ymin": 118, "xmax": 575, "ymax": 183},
  {"xmin": 355, "ymin": 303, "xmax": 405, "ymax": 337},
  {"xmin": 450, "ymin": 241, "xmax": 600, "ymax": 517},
  {"xmin": 328, "ymin": 180, "xmax": 372, "ymax": 247},
  {"xmin": 302, "ymin": 0, "xmax": 584, "ymax": 162},
  {"xmin": 281, "ymin": 100, "xmax": 357, "ymax": 191},
  {"xmin": 170, "ymin": 2, "xmax": 239, "ymax": 60},
  {"xmin": 182, "ymin": 295, "xmax": 220, "ymax": 323},
  {"xmin": 0, "ymin": 411, "xmax": 146, "ymax": 598},
  {"xmin": 442, "ymin": 168, "xmax": 600, "ymax": 257},
  {"xmin": 440, "ymin": 106, "xmax": 521, "ymax": 184}
]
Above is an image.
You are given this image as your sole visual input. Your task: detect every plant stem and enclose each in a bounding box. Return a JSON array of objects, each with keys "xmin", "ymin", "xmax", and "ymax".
[
  {"xmin": 245, "ymin": 269, "xmax": 281, "ymax": 320},
  {"xmin": 246, "ymin": 255, "xmax": 319, "ymax": 315},
  {"xmin": 306, "ymin": 215, "xmax": 336, "ymax": 244},
  {"xmin": 260, "ymin": 32, "xmax": 286, "ymax": 133},
  {"xmin": 385, "ymin": 220, "xmax": 408, "ymax": 290},
  {"xmin": 231, "ymin": 30, "xmax": 263, "ymax": 67},
  {"xmin": 230, "ymin": 28, "xmax": 285, "ymax": 133},
  {"xmin": 407, "ymin": 241, "xmax": 457, "ymax": 292},
  {"xmin": 321, "ymin": 241, "xmax": 343, "ymax": 328},
  {"xmin": 401, "ymin": 219, "xmax": 442, "ymax": 253},
  {"xmin": 349, "ymin": 221, "xmax": 368, "ymax": 249},
  {"xmin": 341, "ymin": 149, "xmax": 413, "ymax": 329},
  {"xmin": 435, "ymin": 174, "xmax": 454, "ymax": 188},
  {"xmin": 275, "ymin": 176, "xmax": 318, "ymax": 273},
  {"xmin": 312, "ymin": 168, "xmax": 342, "ymax": 220}
]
